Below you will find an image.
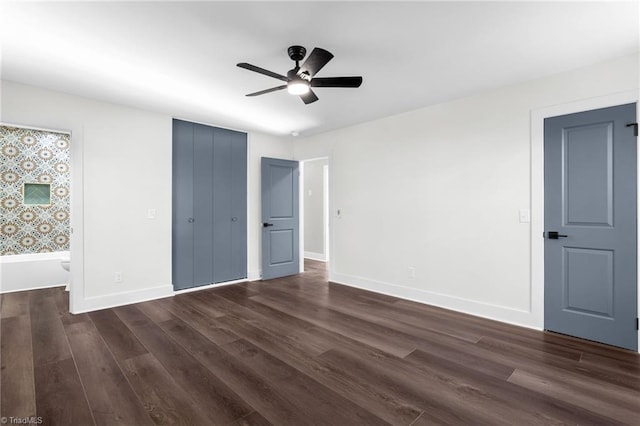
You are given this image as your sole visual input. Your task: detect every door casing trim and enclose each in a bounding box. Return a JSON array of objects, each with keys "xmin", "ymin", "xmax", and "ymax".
[{"xmin": 531, "ymin": 89, "xmax": 640, "ymax": 352}]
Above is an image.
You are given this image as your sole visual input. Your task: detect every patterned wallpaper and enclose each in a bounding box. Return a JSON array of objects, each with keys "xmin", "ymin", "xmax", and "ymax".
[{"xmin": 0, "ymin": 126, "xmax": 71, "ymax": 255}]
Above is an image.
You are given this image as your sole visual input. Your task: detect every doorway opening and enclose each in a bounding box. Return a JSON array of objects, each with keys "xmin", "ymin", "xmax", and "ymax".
[
  {"xmin": 301, "ymin": 158, "xmax": 330, "ymax": 274},
  {"xmin": 0, "ymin": 124, "xmax": 74, "ymax": 295}
]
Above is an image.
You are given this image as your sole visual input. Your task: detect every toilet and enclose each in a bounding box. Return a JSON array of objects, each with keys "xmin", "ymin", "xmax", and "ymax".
[{"xmin": 60, "ymin": 258, "xmax": 70, "ymax": 291}]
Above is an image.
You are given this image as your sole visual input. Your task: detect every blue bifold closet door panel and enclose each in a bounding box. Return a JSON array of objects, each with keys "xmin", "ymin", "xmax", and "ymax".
[
  {"xmin": 231, "ymin": 131, "xmax": 248, "ymax": 280},
  {"xmin": 212, "ymin": 128, "xmax": 232, "ymax": 283},
  {"xmin": 172, "ymin": 119, "xmax": 247, "ymax": 291},
  {"xmin": 172, "ymin": 120, "xmax": 195, "ymax": 289},
  {"xmin": 214, "ymin": 128, "xmax": 247, "ymax": 282},
  {"xmin": 193, "ymin": 123, "xmax": 215, "ymax": 286}
]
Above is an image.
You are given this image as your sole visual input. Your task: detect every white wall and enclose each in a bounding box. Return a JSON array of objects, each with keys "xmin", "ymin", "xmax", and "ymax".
[
  {"xmin": 303, "ymin": 158, "xmax": 328, "ymax": 260},
  {"xmin": 2, "ymin": 52, "xmax": 637, "ymax": 326},
  {"xmin": 294, "ymin": 53, "xmax": 640, "ymax": 329},
  {"xmin": 1, "ymin": 81, "xmax": 172, "ymax": 311},
  {"xmin": 1, "ymin": 80, "xmax": 293, "ymax": 312}
]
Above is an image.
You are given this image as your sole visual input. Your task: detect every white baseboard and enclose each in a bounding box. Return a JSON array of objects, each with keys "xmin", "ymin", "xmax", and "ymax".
[
  {"xmin": 329, "ymin": 271, "xmax": 541, "ymax": 330},
  {"xmin": 68, "ymin": 270, "xmax": 540, "ymax": 331},
  {"xmin": 71, "ymin": 284, "xmax": 174, "ymax": 314},
  {"xmin": 304, "ymin": 251, "xmax": 327, "ymax": 262}
]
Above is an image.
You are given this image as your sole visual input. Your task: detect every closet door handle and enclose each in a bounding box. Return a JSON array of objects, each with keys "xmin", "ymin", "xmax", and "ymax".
[
  {"xmin": 263, "ymin": 223, "xmax": 274, "ymax": 228},
  {"xmin": 547, "ymin": 231, "xmax": 567, "ymax": 239},
  {"xmin": 188, "ymin": 218, "xmax": 195, "ymax": 223},
  {"xmin": 231, "ymin": 217, "xmax": 238, "ymax": 222}
]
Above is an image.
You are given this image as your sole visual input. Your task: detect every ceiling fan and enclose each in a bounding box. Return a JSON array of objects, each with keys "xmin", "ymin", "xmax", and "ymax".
[{"xmin": 237, "ymin": 45, "xmax": 363, "ymax": 104}]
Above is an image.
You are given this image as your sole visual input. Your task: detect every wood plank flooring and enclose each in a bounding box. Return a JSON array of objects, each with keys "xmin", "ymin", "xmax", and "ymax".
[{"xmin": 1, "ymin": 260, "xmax": 639, "ymax": 425}]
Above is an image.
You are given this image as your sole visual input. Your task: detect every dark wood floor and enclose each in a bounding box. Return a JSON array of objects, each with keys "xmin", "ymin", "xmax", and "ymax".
[{"xmin": 2, "ymin": 260, "xmax": 639, "ymax": 425}]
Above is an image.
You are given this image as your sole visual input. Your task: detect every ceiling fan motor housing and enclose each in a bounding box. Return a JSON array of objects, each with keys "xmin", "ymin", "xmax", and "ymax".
[{"xmin": 288, "ymin": 45, "xmax": 307, "ymax": 62}]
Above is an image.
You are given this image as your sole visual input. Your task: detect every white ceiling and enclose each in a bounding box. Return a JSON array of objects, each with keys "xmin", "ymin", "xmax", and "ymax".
[{"xmin": 1, "ymin": 1, "xmax": 638, "ymax": 137}]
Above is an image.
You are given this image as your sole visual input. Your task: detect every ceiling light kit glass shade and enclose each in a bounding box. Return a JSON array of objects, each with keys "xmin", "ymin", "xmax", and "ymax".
[{"xmin": 287, "ymin": 79, "xmax": 310, "ymax": 95}]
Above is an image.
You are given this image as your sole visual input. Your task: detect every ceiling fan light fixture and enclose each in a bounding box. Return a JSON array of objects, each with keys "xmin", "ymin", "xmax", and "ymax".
[
  {"xmin": 287, "ymin": 79, "xmax": 309, "ymax": 95},
  {"xmin": 238, "ymin": 46, "xmax": 362, "ymax": 104}
]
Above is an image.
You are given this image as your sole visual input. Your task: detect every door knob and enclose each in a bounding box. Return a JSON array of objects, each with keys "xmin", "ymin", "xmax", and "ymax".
[
  {"xmin": 188, "ymin": 218, "xmax": 195, "ymax": 223},
  {"xmin": 231, "ymin": 217, "xmax": 238, "ymax": 222},
  {"xmin": 547, "ymin": 231, "xmax": 567, "ymax": 239},
  {"xmin": 263, "ymin": 223, "xmax": 274, "ymax": 227}
]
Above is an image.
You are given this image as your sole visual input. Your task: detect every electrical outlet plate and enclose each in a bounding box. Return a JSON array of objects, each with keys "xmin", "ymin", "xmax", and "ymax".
[
  {"xmin": 408, "ymin": 266, "xmax": 416, "ymax": 278},
  {"xmin": 114, "ymin": 272, "xmax": 123, "ymax": 283}
]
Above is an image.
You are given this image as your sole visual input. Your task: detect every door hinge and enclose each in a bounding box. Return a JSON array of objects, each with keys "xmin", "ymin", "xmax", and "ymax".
[
  {"xmin": 637, "ymin": 318, "xmax": 639, "ymax": 330},
  {"xmin": 626, "ymin": 123, "xmax": 638, "ymax": 136}
]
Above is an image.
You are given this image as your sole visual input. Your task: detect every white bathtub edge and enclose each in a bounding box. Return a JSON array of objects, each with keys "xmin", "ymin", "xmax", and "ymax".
[
  {"xmin": 1, "ymin": 283, "xmax": 67, "ymax": 294},
  {"xmin": 0, "ymin": 251, "xmax": 70, "ymax": 263},
  {"xmin": 1, "ymin": 251, "xmax": 70, "ymax": 293}
]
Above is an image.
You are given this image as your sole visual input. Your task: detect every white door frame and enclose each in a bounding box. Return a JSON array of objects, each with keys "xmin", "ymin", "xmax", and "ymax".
[
  {"xmin": 323, "ymin": 163, "xmax": 330, "ymax": 262},
  {"xmin": 531, "ymin": 89, "xmax": 640, "ymax": 351}
]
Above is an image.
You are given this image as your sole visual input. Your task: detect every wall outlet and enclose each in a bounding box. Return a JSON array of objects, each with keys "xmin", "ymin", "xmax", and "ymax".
[
  {"xmin": 114, "ymin": 272, "xmax": 123, "ymax": 283},
  {"xmin": 408, "ymin": 266, "xmax": 416, "ymax": 278},
  {"xmin": 147, "ymin": 208, "xmax": 157, "ymax": 219},
  {"xmin": 519, "ymin": 209, "xmax": 531, "ymax": 223}
]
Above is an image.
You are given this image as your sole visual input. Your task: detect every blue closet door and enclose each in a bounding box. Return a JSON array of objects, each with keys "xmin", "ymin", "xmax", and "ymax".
[
  {"xmin": 172, "ymin": 120, "xmax": 195, "ymax": 290},
  {"xmin": 212, "ymin": 128, "xmax": 247, "ymax": 283},
  {"xmin": 172, "ymin": 119, "xmax": 247, "ymax": 290},
  {"xmin": 193, "ymin": 124, "xmax": 215, "ymax": 286},
  {"xmin": 230, "ymin": 131, "xmax": 247, "ymax": 280},
  {"xmin": 212, "ymin": 128, "xmax": 233, "ymax": 282}
]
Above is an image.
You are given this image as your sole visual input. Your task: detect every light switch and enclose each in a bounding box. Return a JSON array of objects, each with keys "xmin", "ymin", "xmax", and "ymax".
[
  {"xmin": 147, "ymin": 208, "xmax": 157, "ymax": 219},
  {"xmin": 519, "ymin": 209, "xmax": 530, "ymax": 223}
]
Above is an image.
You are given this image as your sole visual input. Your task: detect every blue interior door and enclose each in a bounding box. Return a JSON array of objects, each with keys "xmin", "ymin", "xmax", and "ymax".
[
  {"xmin": 261, "ymin": 157, "xmax": 300, "ymax": 280},
  {"xmin": 544, "ymin": 103, "xmax": 637, "ymax": 351}
]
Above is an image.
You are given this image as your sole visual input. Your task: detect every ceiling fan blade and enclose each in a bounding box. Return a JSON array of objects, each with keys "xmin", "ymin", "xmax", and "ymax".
[
  {"xmin": 299, "ymin": 48, "xmax": 333, "ymax": 77},
  {"xmin": 246, "ymin": 85, "xmax": 287, "ymax": 97},
  {"xmin": 237, "ymin": 63, "xmax": 288, "ymax": 82},
  {"xmin": 311, "ymin": 76, "xmax": 363, "ymax": 88},
  {"xmin": 300, "ymin": 89, "xmax": 319, "ymax": 104}
]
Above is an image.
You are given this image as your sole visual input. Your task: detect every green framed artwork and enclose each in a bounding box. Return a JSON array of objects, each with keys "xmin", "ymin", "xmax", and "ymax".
[{"xmin": 23, "ymin": 183, "xmax": 51, "ymax": 206}]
